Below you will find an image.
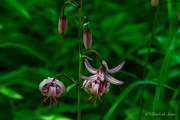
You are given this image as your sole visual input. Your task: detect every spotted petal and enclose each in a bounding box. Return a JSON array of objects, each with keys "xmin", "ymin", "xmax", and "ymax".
[
  {"xmin": 107, "ymin": 61, "xmax": 126, "ymax": 74},
  {"xmin": 85, "ymin": 59, "xmax": 97, "ymax": 74},
  {"xmin": 105, "ymin": 74, "xmax": 123, "ymax": 85}
]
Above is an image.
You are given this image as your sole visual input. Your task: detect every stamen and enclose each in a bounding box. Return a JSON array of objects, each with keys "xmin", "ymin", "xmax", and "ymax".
[
  {"xmin": 86, "ymin": 94, "xmax": 93, "ymax": 103},
  {"xmin": 99, "ymin": 96, "xmax": 104, "ymax": 104}
]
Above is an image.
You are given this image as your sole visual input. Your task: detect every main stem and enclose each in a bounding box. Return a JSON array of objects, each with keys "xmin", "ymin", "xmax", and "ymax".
[
  {"xmin": 78, "ymin": 0, "xmax": 82, "ymax": 119},
  {"xmin": 138, "ymin": 3, "xmax": 161, "ymax": 120}
]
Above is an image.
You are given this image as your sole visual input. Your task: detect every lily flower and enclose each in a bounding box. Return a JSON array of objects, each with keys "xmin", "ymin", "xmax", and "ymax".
[
  {"xmin": 81, "ymin": 59, "xmax": 125, "ymax": 85},
  {"xmin": 83, "ymin": 79, "xmax": 110, "ymax": 106},
  {"xmin": 39, "ymin": 77, "xmax": 65, "ymax": 106},
  {"xmin": 80, "ymin": 59, "xmax": 125, "ymax": 105}
]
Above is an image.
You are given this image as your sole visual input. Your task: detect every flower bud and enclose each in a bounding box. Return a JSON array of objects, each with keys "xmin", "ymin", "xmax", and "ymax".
[
  {"xmin": 151, "ymin": 0, "xmax": 158, "ymax": 7},
  {"xmin": 58, "ymin": 14, "xmax": 68, "ymax": 34},
  {"xmin": 178, "ymin": 13, "xmax": 180, "ymax": 22},
  {"xmin": 83, "ymin": 27, "xmax": 92, "ymax": 50}
]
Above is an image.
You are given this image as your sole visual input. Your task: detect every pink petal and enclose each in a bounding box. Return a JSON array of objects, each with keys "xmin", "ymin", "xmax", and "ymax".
[
  {"xmin": 55, "ymin": 87, "xmax": 62, "ymax": 97},
  {"xmin": 107, "ymin": 61, "xmax": 126, "ymax": 74},
  {"xmin": 39, "ymin": 78, "xmax": 53, "ymax": 96},
  {"xmin": 42, "ymin": 87, "xmax": 49, "ymax": 93},
  {"xmin": 48, "ymin": 86, "xmax": 56, "ymax": 97},
  {"xmin": 97, "ymin": 67, "xmax": 105, "ymax": 81},
  {"xmin": 52, "ymin": 80, "xmax": 65, "ymax": 95},
  {"xmin": 91, "ymin": 83, "xmax": 100, "ymax": 96},
  {"xmin": 103, "ymin": 82, "xmax": 110, "ymax": 93},
  {"xmin": 102, "ymin": 60, "xmax": 109, "ymax": 70},
  {"xmin": 56, "ymin": 87, "xmax": 61, "ymax": 94},
  {"xmin": 85, "ymin": 59, "xmax": 97, "ymax": 74},
  {"xmin": 80, "ymin": 74, "xmax": 97, "ymax": 82},
  {"xmin": 83, "ymin": 80, "xmax": 91, "ymax": 88},
  {"xmin": 105, "ymin": 74, "xmax": 123, "ymax": 85}
]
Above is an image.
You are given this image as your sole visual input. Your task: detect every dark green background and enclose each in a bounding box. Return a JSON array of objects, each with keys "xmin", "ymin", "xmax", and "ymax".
[{"xmin": 0, "ymin": 0, "xmax": 179, "ymax": 120}]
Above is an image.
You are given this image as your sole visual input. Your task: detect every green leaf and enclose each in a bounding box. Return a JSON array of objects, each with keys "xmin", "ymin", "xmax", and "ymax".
[
  {"xmin": 152, "ymin": 29, "xmax": 176, "ymax": 113},
  {"xmin": 6, "ymin": 0, "xmax": 31, "ymax": 19},
  {"xmin": 61, "ymin": 84, "xmax": 76, "ymax": 97},
  {"xmin": 104, "ymin": 80, "xmax": 174, "ymax": 120},
  {"xmin": 0, "ymin": 42, "xmax": 47, "ymax": 62},
  {"xmin": 137, "ymin": 48, "xmax": 157, "ymax": 55},
  {"xmin": 0, "ymin": 87, "xmax": 23, "ymax": 99}
]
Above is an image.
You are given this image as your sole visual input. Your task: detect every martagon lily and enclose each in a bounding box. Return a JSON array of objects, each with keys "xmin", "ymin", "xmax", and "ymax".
[
  {"xmin": 39, "ymin": 77, "xmax": 65, "ymax": 106},
  {"xmin": 80, "ymin": 59, "xmax": 125, "ymax": 104}
]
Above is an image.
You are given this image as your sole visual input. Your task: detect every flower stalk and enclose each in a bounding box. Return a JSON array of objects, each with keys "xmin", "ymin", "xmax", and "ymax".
[{"xmin": 78, "ymin": 0, "xmax": 82, "ymax": 119}]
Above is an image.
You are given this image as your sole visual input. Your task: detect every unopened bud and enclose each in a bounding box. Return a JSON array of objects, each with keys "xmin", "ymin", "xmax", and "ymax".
[
  {"xmin": 178, "ymin": 13, "xmax": 180, "ymax": 22},
  {"xmin": 58, "ymin": 14, "xmax": 68, "ymax": 34},
  {"xmin": 83, "ymin": 27, "xmax": 92, "ymax": 50},
  {"xmin": 151, "ymin": 0, "xmax": 158, "ymax": 7}
]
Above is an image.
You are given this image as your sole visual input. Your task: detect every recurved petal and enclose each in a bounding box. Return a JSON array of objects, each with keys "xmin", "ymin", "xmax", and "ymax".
[
  {"xmin": 102, "ymin": 60, "xmax": 109, "ymax": 70},
  {"xmin": 80, "ymin": 74, "xmax": 97, "ymax": 82},
  {"xmin": 39, "ymin": 78, "xmax": 52, "ymax": 96},
  {"xmin": 107, "ymin": 61, "xmax": 126, "ymax": 74},
  {"xmin": 52, "ymin": 80, "xmax": 65, "ymax": 94},
  {"xmin": 83, "ymin": 80, "xmax": 91, "ymax": 88},
  {"xmin": 97, "ymin": 69, "xmax": 105, "ymax": 81},
  {"xmin": 42, "ymin": 86, "xmax": 49, "ymax": 93},
  {"xmin": 105, "ymin": 74, "xmax": 123, "ymax": 85},
  {"xmin": 85, "ymin": 59, "xmax": 97, "ymax": 74}
]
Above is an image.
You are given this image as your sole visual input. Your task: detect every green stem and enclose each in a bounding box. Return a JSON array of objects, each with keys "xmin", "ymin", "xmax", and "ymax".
[
  {"xmin": 78, "ymin": 0, "xmax": 82, "ymax": 119},
  {"xmin": 138, "ymin": 2, "xmax": 161, "ymax": 120},
  {"xmin": 53, "ymin": 73, "xmax": 76, "ymax": 84},
  {"xmin": 152, "ymin": 0, "xmax": 174, "ymax": 117}
]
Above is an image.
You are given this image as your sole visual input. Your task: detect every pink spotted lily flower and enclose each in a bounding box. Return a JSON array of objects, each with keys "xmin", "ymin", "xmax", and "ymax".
[
  {"xmin": 80, "ymin": 59, "xmax": 125, "ymax": 104},
  {"xmin": 39, "ymin": 77, "xmax": 65, "ymax": 106}
]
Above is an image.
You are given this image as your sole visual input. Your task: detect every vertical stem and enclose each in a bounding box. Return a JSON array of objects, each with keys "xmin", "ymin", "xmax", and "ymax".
[
  {"xmin": 138, "ymin": 1, "xmax": 161, "ymax": 120},
  {"xmin": 78, "ymin": 0, "xmax": 82, "ymax": 120}
]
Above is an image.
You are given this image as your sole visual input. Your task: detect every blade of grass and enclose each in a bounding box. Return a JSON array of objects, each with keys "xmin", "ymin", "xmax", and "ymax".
[
  {"xmin": 0, "ymin": 42, "xmax": 47, "ymax": 62},
  {"xmin": 152, "ymin": 29, "xmax": 179, "ymax": 114},
  {"xmin": 103, "ymin": 80, "xmax": 175, "ymax": 120},
  {"xmin": 0, "ymin": 86, "xmax": 23, "ymax": 99},
  {"xmin": 170, "ymin": 86, "xmax": 180, "ymax": 120},
  {"xmin": 6, "ymin": 0, "xmax": 31, "ymax": 19}
]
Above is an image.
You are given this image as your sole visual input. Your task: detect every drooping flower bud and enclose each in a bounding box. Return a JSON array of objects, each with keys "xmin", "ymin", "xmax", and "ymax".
[
  {"xmin": 151, "ymin": 0, "xmax": 158, "ymax": 7},
  {"xmin": 58, "ymin": 14, "xmax": 68, "ymax": 34},
  {"xmin": 83, "ymin": 27, "xmax": 92, "ymax": 50},
  {"xmin": 178, "ymin": 13, "xmax": 180, "ymax": 22}
]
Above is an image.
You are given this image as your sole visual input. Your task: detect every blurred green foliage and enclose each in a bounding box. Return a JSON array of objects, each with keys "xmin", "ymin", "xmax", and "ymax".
[{"xmin": 0, "ymin": 0, "xmax": 180, "ymax": 120}]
